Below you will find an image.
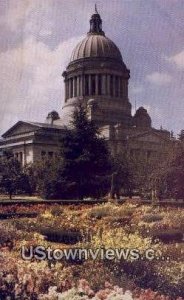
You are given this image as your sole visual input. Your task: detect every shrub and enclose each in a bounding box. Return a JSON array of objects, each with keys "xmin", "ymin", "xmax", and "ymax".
[
  {"xmin": 50, "ymin": 206, "xmax": 64, "ymax": 217},
  {"xmin": 109, "ymin": 214, "xmax": 131, "ymax": 226},
  {"xmin": 142, "ymin": 214, "xmax": 163, "ymax": 223},
  {"xmin": 152, "ymin": 229, "xmax": 183, "ymax": 243},
  {"xmin": 0, "ymin": 212, "xmax": 38, "ymax": 219},
  {"xmin": 0, "ymin": 223, "xmax": 19, "ymax": 247},
  {"xmin": 88, "ymin": 205, "xmax": 113, "ymax": 219},
  {"xmin": 39, "ymin": 227, "xmax": 82, "ymax": 245}
]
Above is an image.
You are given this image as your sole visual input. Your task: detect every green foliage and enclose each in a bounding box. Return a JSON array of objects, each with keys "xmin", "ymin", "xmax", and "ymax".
[
  {"xmin": 142, "ymin": 214, "xmax": 163, "ymax": 223},
  {"xmin": 36, "ymin": 103, "xmax": 112, "ymax": 200},
  {"xmin": 0, "ymin": 223, "xmax": 19, "ymax": 246},
  {"xmin": 148, "ymin": 149, "xmax": 184, "ymax": 200},
  {"xmin": 60, "ymin": 103, "xmax": 112, "ymax": 199},
  {"xmin": 151, "ymin": 229, "xmax": 183, "ymax": 243},
  {"xmin": 0, "ymin": 212, "xmax": 38, "ymax": 219},
  {"xmin": 88, "ymin": 205, "xmax": 112, "ymax": 219},
  {"xmin": 110, "ymin": 154, "xmax": 134, "ymax": 198},
  {"xmin": 0, "ymin": 157, "xmax": 31, "ymax": 199},
  {"xmin": 39, "ymin": 227, "xmax": 82, "ymax": 244},
  {"xmin": 50, "ymin": 206, "xmax": 64, "ymax": 217}
]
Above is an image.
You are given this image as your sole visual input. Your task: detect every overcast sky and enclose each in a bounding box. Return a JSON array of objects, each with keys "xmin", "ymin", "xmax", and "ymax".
[{"xmin": 0, "ymin": 0, "xmax": 183, "ymax": 136}]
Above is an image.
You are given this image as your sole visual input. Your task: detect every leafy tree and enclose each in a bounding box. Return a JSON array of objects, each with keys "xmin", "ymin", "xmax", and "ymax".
[
  {"xmin": 110, "ymin": 153, "xmax": 134, "ymax": 199},
  {"xmin": 163, "ymin": 150, "xmax": 184, "ymax": 199},
  {"xmin": 0, "ymin": 157, "xmax": 24, "ymax": 199},
  {"xmin": 178, "ymin": 129, "xmax": 184, "ymax": 141},
  {"xmin": 31, "ymin": 157, "xmax": 70, "ymax": 199}
]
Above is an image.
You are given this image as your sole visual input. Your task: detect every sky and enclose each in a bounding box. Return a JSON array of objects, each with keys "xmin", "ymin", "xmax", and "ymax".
[{"xmin": 0, "ymin": 0, "xmax": 183, "ymax": 136}]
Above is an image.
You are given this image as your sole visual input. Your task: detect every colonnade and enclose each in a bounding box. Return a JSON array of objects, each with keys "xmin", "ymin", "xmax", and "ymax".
[{"xmin": 65, "ymin": 74, "xmax": 127, "ymax": 100}]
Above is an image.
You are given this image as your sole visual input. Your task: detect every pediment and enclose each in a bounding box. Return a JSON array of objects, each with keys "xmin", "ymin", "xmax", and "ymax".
[
  {"xmin": 129, "ymin": 131, "xmax": 169, "ymax": 144},
  {"xmin": 2, "ymin": 121, "xmax": 39, "ymax": 138}
]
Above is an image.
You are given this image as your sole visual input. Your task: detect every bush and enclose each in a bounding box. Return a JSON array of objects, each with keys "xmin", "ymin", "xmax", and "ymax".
[
  {"xmin": 152, "ymin": 229, "xmax": 183, "ymax": 243},
  {"xmin": 0, "ymin": 212, "xmax": 38, "ymax": 219},
  {"xmin": 39, "ymin": 227, "xmax": 82, "ymax": 244},
  {"xmin": 50, "ymin": 206, "xmax": 64, "ymax": 217},
  {"xmin": 0, "ymin": 223, "xmax": 19, "ymax": 247},
  {"xmin": 88, "ymin": 205, "xmax": 113, "ymax": 219},
  {"xmin": 110, "ymin": 216, "xmax": 131, "ymax": 226},
  {"xmin": 142, "ymin": 214, "xmax": 163, "ymax": 223}
]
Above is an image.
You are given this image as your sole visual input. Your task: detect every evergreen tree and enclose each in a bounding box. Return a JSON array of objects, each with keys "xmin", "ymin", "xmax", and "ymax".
[{"xmin": 59, "ymin": 103, "xmax": 112, "ymax": 199}]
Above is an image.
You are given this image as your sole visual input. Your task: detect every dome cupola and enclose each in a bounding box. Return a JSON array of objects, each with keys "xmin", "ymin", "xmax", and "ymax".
[
  {"xmin": 88, "ymin": 4, "xmax": 104, "ymax": 35},
  {"xmin": 70, "ymin": 5, "xmax": 123, "ymax": 64},
  {"xmin": 62, "ymin": 6, "xmax": 132, "ymax": 127},
  {"xmin": 133, "ymin": 107, "xmax": 152, "ymax": 128}
]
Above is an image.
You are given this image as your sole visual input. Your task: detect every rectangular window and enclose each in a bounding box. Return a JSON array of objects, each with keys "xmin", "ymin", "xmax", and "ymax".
[
  {"xmin": 41, "ymin": 151, "xmax": 46, "ymax": 158},
  {"xmin": 48, "ymin": 151, "xmax": 54, "ymax": 158}
]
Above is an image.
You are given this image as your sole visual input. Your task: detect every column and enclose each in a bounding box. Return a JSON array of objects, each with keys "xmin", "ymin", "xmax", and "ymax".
[
  {"xmin": 120, "ymin": 77, "xmax": 123, "ymax": 98},
  {"xmin": 77, "ymin": 76, "xmax": 80, "ymax": 96},
  {"xmin": 113, "ymin": 75, "xmax": 116, "ymax": 97},
  {"xmin": 64, "ymin": 80, "xmax": 67, "ymax": 102},
  {"xmin": 102, "ymin": 74, "xmax": 106, "ymax": 95},
  {"xmin": 68, "ymin": 79, "xmax": 71, "ymax": 98},
  {"xmin": 88, "ymin": 74, "xmax": 92, "ymax": 95},
  {"xmin": 107, "ymin": 74, "xmax": 110, "ymax": 95},
  {"xmin": 73, "ymin": 77, "xmax": 75, "ymax": 98},
  {"xmin": 95, "ymin": 74, "xmax": 99, "ymax": 95},
  {"xmin": 118, "ymin": 77, "xmax": 121, "ymax": 97},
  {"xmin": 125, "ymin": 81, "xmax": 128, "ymax": 98},
  {"xmin": 81, "ymin": 75, "xmax": 84, "ymax": 96}
]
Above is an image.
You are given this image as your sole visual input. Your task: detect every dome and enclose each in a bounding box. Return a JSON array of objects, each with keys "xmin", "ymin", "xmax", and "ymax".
[
  {"xmin": 70, "ymin": 34, "xmax": 123, "ymax": 62},
  {"xmin": 70, "ymin": 7, "xmax": 122, "ymax": 63},
  {"xmin": 133, "ymin": 107, "xmax": 152, "ymax": 128}
]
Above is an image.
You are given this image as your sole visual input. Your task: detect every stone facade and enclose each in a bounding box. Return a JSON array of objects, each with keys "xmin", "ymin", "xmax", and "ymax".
[
  {"xmin": 0, "ymin": 8, "xmax": 175, "ymax": 165},
  {"xmin": 0, "ymin": 121, "xmax": 66, "ymax": 165}
]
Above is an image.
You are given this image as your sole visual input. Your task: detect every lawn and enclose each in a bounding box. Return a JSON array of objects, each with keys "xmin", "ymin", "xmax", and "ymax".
[{"xmin": 0, "ymin": 200, "xmax": 183, "ymax": 299}]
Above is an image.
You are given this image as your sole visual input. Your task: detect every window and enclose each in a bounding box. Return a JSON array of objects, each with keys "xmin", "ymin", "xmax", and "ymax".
[
  {"xmin": 48, "ymin": 151, "xmax": 54, "ymax": 158},
  {"xmin": 41, "ymin": 151, "xmax": 46, "ymax": 159}
]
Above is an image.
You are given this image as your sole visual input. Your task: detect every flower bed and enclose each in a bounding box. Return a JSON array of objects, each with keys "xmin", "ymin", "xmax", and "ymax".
[{"xmin": 0, "ymin": 201, "xmax": 183, "ymax": 299}]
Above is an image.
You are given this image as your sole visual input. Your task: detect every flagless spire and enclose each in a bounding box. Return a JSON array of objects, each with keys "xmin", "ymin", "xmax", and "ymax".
[{"xmin": 88, "ymin": 4, "xmax": 104, "ymax": 35}]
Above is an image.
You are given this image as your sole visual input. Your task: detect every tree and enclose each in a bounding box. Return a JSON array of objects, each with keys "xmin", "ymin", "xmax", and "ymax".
[
  {"xmin": 163, "ymin": 150, "xmax": 184, "ymax": 199},
  {"xmin": 110, "ymin": 154, "xmax": 134, "ymax": 199},
  {"xmin": 59, "ymin": 103, "xmax": 112, "ymax": 199},
  {"xmin": 0, "ymin": 157, "xmax": 24, "ymax": 199}
]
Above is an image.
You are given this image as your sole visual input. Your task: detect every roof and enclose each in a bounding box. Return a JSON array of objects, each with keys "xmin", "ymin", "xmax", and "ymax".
[
  {"xmin": 70, "ymin": 34, "xmax": 123, "ymax": 63},
  {"xmin": 26, "ymin": 121, "xmax": 66, "ymax": 130},
  {"xmin": 2, "ymin": 121, "xmax": 66, "ymax": 138},
  {"xmin": 70, "ymin": 9, "xmax": 123, "ymax": 63}
]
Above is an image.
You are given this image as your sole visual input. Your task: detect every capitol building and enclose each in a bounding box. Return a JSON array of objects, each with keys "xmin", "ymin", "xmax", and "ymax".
[{"xmin": 0, "ymin": 8, "xmax": 174, "ymax": 165}]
